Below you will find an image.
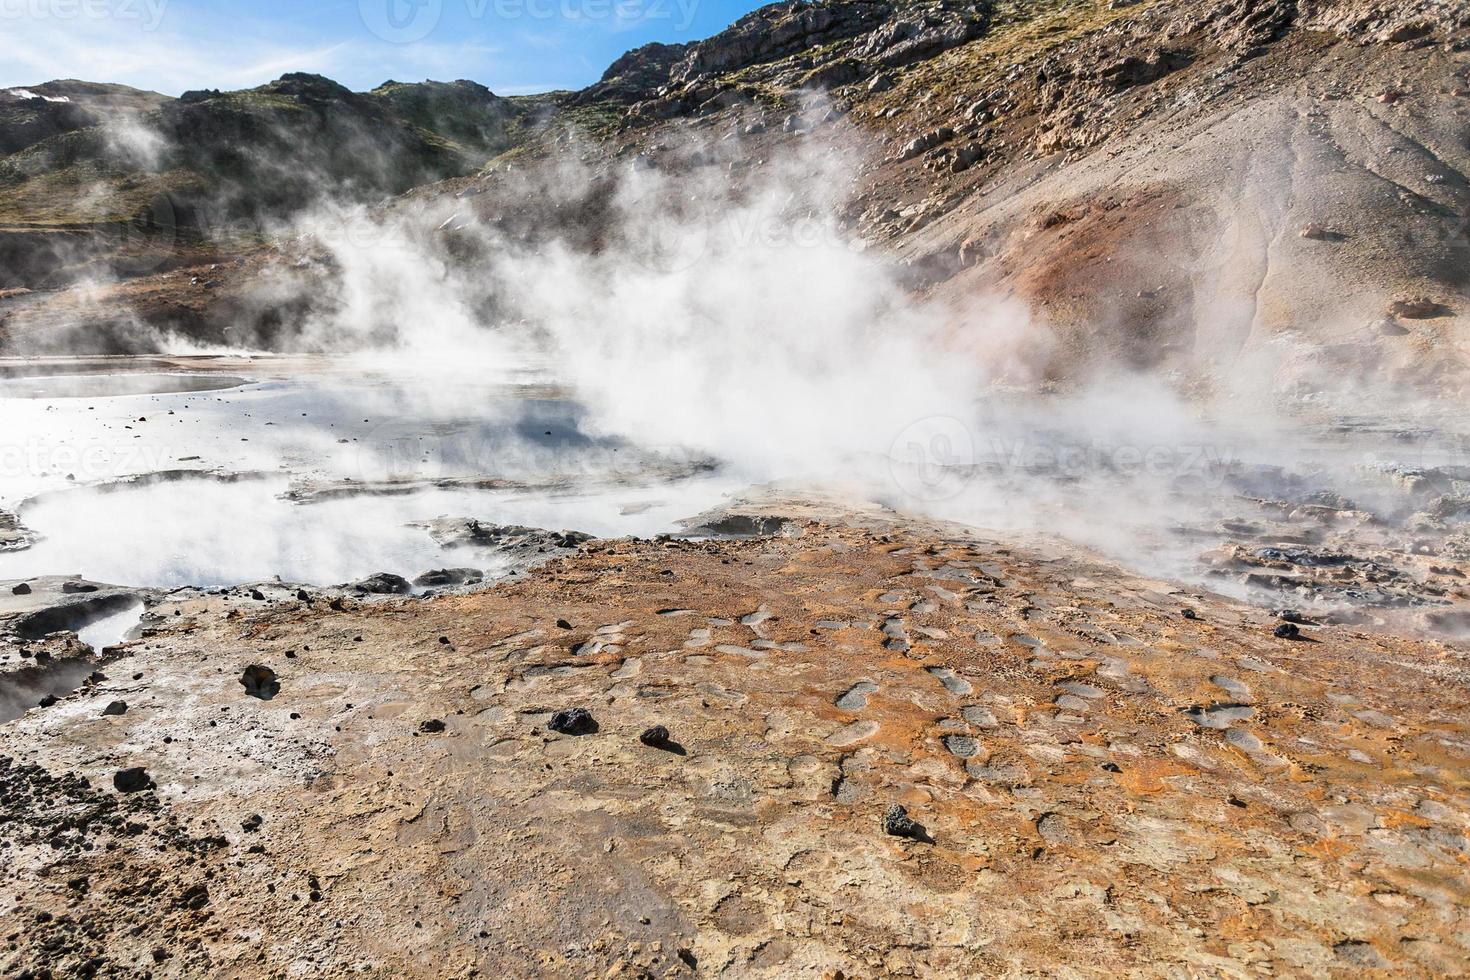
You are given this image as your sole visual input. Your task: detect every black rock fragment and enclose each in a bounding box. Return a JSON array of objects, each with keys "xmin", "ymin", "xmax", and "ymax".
[
  {"xmin": 352, "ymin": 572, "xmax": 412, "ymax": 595},
  {"xmin": 882, "ymin": 804, "xmax": 931, "ymax": 842},
  {"xmin": 102, "ymin": 700, "xmax": 128, "ymax": 716},
  {"xmin": 113, "ymin": 767, "xmax": 153, "ymax": 793},
  {"xmin": 640, "ymin": 725, "xmax": 670, "ymax": 746},
  {"xmin": 239, "ymin": 665, "xmax": 280, "ymax": 700},
  {"xmin": 412, "ymin": 568, "xmax": 482, "ymax": 588},
  {"xmin": 548, "ymin": 707, "xmax": 597, "ymax": 736},
  {"xmin": 241, "ymin": 813, "xmax": 263, "ymax": 832},
  {"xmin": 11, "ymin": 582, "xmax": 30, "ymax": 595},
  {"xmin": 1273, "ymin": 623, "xmax": 1301, "ymax": 640},
  {"xmin": 419, "ymin": 719, "xmax": 447, "ymax": 734}
]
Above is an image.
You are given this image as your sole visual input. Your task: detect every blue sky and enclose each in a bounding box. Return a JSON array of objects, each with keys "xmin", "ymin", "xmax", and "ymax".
[{"xmin": 0, "ymin": 0, "xmax": 767, "ymax": 96}]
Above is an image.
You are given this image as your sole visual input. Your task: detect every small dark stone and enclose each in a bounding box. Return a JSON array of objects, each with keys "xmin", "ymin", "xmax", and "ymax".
[
  {"xmin": 11, "ymin": 582, "xmax": 30, "ymax": 595},
  {"xmin": 113, "ymin": 767, "xmax": 153, "ymax": 793},
  {"xmin": 102, "ymin": 700, "xmax": 128, "ymax": 717},
  {"xmin": 241, "ymin": 813, "xmax": 263, "ymax": 832},
  {"xmin": 296, "ymin": 589, "xmax": 311, "ymax": 602},
  {"xmin": 1273, "ymin": 623, "xmax": 1301, "ymax": 639},
  {"xmin": 1181, "ymin": 608, "xmax": 1198, "ymax": 620},
  {"xmin": 352, "ymin": 572, "xmax": 412, "ymax": 595},
  {"xmin": 249, "ymin": 589, "xmax": 265, "ymax": 601},
  {"xmin": 548, "ymin": 707, "xmax": 597, "ymax": 736},
  {"xmin": 639, "ymin": 725, "xmax": 670, "ymax": 747},
  {"xmin": 412, "ymin": 568, "xmax": 482, "ymax": 588},
  {"xmin": 419, "ymin": 719, "xmax": 446, "ymax": 734},
  {"xmin": 555, "ymin": 618, "xmax": 573, "ymax": 630},
  {"xmin": 61, "ymin": 581, "xmax": 98, "ymax": 594},
  {"xmin": 438, "ymin": 636, "xmax": 450, "ymax": 645},
  {"xmin": 37, "ymin": 694, "xmax": 58, "ymax": 708},
  {"xmin": 239, "ymin": 664, "xmax": 280, "ymax": 700},
  {"xmin": 882, "ymin": 804, "xmax": 930, "ymax": 842}
]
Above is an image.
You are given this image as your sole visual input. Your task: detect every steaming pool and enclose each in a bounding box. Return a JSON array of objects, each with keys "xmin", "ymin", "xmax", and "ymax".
[
  {"xmin": 0, "ymin": 356, "xmax": 742, "ymax": 593},
  {"xmin": 4, "ymin": 355, "xmax": 1470, "ymax": 646}
]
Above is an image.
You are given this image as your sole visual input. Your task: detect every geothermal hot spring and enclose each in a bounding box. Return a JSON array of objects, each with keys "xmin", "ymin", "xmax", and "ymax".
[
  {"xmin": 2, "ymin": 353, "xmax": 1468, "ymax": 653},
  {"xmin": 0, "ymin": 356, "xmax": 750, "ymax": 645}
]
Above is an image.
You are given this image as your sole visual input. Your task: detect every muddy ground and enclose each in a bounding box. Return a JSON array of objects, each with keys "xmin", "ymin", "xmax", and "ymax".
[{"xmin": 1, "ymin": 499, "xmax": 1467, "ymax": 978}]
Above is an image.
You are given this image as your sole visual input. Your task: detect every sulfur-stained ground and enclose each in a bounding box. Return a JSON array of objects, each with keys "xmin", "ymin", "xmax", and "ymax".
[{"xmin": 2, "ymin": 507, "xmax": 1468, "ymax": 977}]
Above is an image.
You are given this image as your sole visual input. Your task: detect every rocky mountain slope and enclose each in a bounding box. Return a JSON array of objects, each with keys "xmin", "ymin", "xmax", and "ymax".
[
  {"xmin": 1, "ymin": 0, "xmax": 1467, "ymax": 401},
  {"xmin": 0, "ymin": 74, "xmax": 552, "ymax": 289}
]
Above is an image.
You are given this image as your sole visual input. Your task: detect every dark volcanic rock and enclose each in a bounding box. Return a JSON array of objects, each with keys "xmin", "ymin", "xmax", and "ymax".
[
  {"xmin": 666, "ymin": 0, "xmax": 989, "ymax": 95},
  {"xmin": 573, "ymin": 41, "xmax": 690, "ymax": 104},
  {"xmin": 682, "ymin": 513, "xmax": 791, "ymax": 538},
  {"xmin": 671, "ymin": 1, "xmax": 890, "ymax": 85},
  {"xmin": 239, "ymin": 664, "xmax": 280, "ymax": 700},
  {"xmin": 412, "ymin": 567, "xmax": 483, "ymax": 588},
  {"xmin": 11, "ymin": 589, "xmax": 138, "ymax": 641},
  {"xmin": 352, "ymin": 572, "xmax": 412, "ymax": 595},
  {"xmin": 417, "ymin": 520, "xmax": 594, "ymax": 573},
  {"xmin": 113, "ymin": 767, "xmax": 153, "ymax": 793},
  {"xmin": 102, "ymin": 700, "xmax": 128, "ymax": 716},
  {"xmin": 640, "ymin": 724, "xmax": 670, "ymax": 746},
  {"xmin": 418, "ymin": 719, "xmax": 447, "ymax": 734},
  {"xmin": 548, "ymin": 707, "xmax": 597, "ymax": 736},
  {"xmin": 882, "ymin": 803, "xmax": 931, "ymax": 842},
  {"xmin": 11, "ymin": 582, "xmax": 31, "ymax": 595}
]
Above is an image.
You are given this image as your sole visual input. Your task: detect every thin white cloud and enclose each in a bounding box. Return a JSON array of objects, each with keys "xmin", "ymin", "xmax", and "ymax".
[{"xmin": 0, "ymin": 18, "xmax": 510, "ymax": 95}]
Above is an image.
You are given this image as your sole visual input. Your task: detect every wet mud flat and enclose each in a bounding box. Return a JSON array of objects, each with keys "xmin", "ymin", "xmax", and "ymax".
[{"xmin": 1, "ymin": 503, "xmax": 1467, "ymax": 977}]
